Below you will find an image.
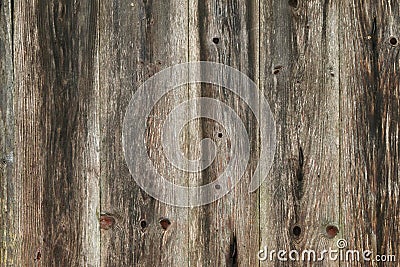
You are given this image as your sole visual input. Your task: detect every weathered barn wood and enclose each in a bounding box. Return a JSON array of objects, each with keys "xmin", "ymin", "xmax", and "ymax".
[
  {"xmin": 0, "ymin": 0, "xmax": 399, "ymax": 266},
  {"xmin": 0, "ymin": 0, "xmax": 15, "ymax": 265},
  {"xmin": 339, "ymin": 1, "xmax": 400, "ymax": 266},
  {"xmin": 12, "ymin": 1, "xmax": 100, "ymax": 266},
  {"xmin": 99, "ymin": 1, "xmax": 191, "ymax": 266},
  {"xmin": 189, "ymin": 1, "xmax": 261, "ymax": 266},
  {"xmin": 259, "ymin": 1, "xmax": 341, "ymax": 266}
]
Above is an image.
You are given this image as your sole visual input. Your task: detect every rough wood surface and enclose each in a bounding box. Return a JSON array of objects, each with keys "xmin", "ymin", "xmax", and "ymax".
[
  {"xmin": 188, "ymin": 1, "xmax": 261, "ymax": 266},
  {"xmin": 259, "ymin": 0, "xmax": 341, "ymax": 266},
  {"xmin": 339, "ymin": 1, "xmax": 400, "ymax": 266},
  {"xmin": 1, "ymin": 0, "xmax": 399, "ymax": 266},
  {"xmin": 99, "ymin": 1, "xmax": 190, "ymax": 266},
  {"xmin": 0, "ymin": 0, "xmax": 15, "ymax": 265},
  {"xmin": 13, "ymin": 1, "xmax": 100, "ymax": 265}
]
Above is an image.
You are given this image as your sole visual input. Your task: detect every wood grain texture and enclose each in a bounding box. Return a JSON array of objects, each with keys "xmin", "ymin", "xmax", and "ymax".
[
  {"xmin": 188, "ymin": 0, "xmax": 260, "ymax": 266},
  {"xmin": 99, "ymin": 1, "xmax": 190, "ymax": 266},
  {"xmin": 259, "ymin": 0, "xmax": 340, "ymax": 266},
  {"xmin": 1, "ymin": 0, "xmax": 399, "ymax": 266},
  {"xmin": 339, "ymin": 0, "xmax": 400, "ymax": 266},
  {"xmin": 13, "ymin": 0, "xmax": 100, "ymax": 265},
  {"xmin": 0, "ymin": 0, "xmax": 16, "ymax": 265}
]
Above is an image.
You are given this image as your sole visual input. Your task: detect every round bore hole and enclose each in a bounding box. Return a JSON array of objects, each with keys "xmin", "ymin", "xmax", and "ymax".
[
  {"xmin": 159, "ymin": 218, "xmax": 171, "ymax": 230},
  {"xmin": 292, "ymin": 226, "xmax": 302, "ymax": 236},
  {"xmin": 140, "ymin": 220, "xmax": 147, "ymax": 229},
  {"xmin": 389, "ymin": 37, "xmax": 398, "ymax": 46},
  {"xmin": 326, "ymin": 225, "xmax": 339, "ymax": 238},
  {"xmin": 212, "ymin": 37, "xmax": 220, "ymax": 44},
  {"xmin": 273, "ymin": 65, "xmax": 283, "ymax": 75},
  {"xmin": 215, "ymin": 184, "xmax": 221, "ymax": 190},
  {"xmin": 288, "ymin": 0, "xmax": 298, "ymax": 8},
  {"xmin": 217, "ymin": 132, "xmax": 223, "ymax": 138}
]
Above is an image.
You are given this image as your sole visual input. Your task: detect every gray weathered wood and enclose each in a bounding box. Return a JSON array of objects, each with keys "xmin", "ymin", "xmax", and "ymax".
[
  {"xmin": 259, "ymin": 0, "xmax": 341, "ymax": 266},
  {"xmin": 0, "ymin": 0, "xmax": 16, "ymax": 265},
  {"xmin": 339, "ymin": 1, "xmax": 400, "ymax": 266},
  {"xmin": 188, "ymin": 0, "xmax": 260, "ymax": 266},
  {"xmin": 99, "ymin": 1, "xmax": 190, "ymax": 266},
  {"xmin": 1, "ymin": 0, "xmax": 399, "ymax": 266},
  {"xmin": 13, "ymin": 1, "xmax": 100, "ymax": 265}
]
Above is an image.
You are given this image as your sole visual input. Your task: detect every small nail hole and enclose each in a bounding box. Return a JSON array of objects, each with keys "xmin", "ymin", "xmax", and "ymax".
[
  {"xmin": 389, "ymin": 37, "xmax": 398, "ymax": 46},
  {"xmin": 212, "ymin": 37, "xmax": 220, "ymax": 44},
  {"xmin": 215, "ymin": 184, "xmax": 221, "ymax": 190},
  {"xmin": 326, "ymin": 225, "xmax": 339, "ymax": 238},
  {"xmin": 292, "ymin": 225, "xmax": 301, "ymax": 236},
  {"xmin": 217, "ymin": 132, "xmax": 223, "ymax": 138},
  {"xmin": 288, "ymin": 0, "xmax": 298, "ymax": 8},
  {"xmin": 140, "ymin": 220, "xmax": 147, "ymax": 229},
  {"xmin": 159, "ymin": 218, "xmax": 171, "ymax": 230},
  {"xmin": 273, "ymin": 65, "xmax": 283, "ymax": 75}
]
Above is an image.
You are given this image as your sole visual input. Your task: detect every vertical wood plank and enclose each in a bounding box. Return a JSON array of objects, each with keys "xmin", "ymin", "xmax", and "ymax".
[
  {"xmin": 259, "ymin": 0, "xmax": 340, "ymax": 265},
  {"xmin": 0, "ymin": 0, "xmax": 16, "ymax": 265},
  {"xmin": 339, "ymin": 0, "xmax": 400, "ymax": 265},
  {"xmin": 13, "ymin": 0, "xmax": 100, "ymax": 265},
  {"xmin": 13, "ymin": 1, "xmax": 45, "ymax": 264},
  {"xmin": 99, "ymin": 1, "xmax": 190, "ymax": 266},
  {"xmin": 188, "ymin": 0, "xmax": 260, "ymax": 265}
]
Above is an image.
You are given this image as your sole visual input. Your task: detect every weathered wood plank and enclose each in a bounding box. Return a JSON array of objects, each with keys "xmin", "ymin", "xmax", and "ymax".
[
  {"xmin": 0, "ymin": 0, "xmax": 16, "ymax": 265},
  {"xmin": 259, "ymin": 0, "xmax": 340, "ymax": 266},
  {"xmin": 99, "ymin": 1, "xmax": 190, "ymax": 266},
  {"xmin": 188, "ymin": 0, "xmax": 260, "ymax": 266},
  {"xmin": 339, "ymin": 1, "xmax": 400, "ymax": 265},
  {"xmin": 13, "ymin": 0, "xmax": 100, "ymax": 265}
]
